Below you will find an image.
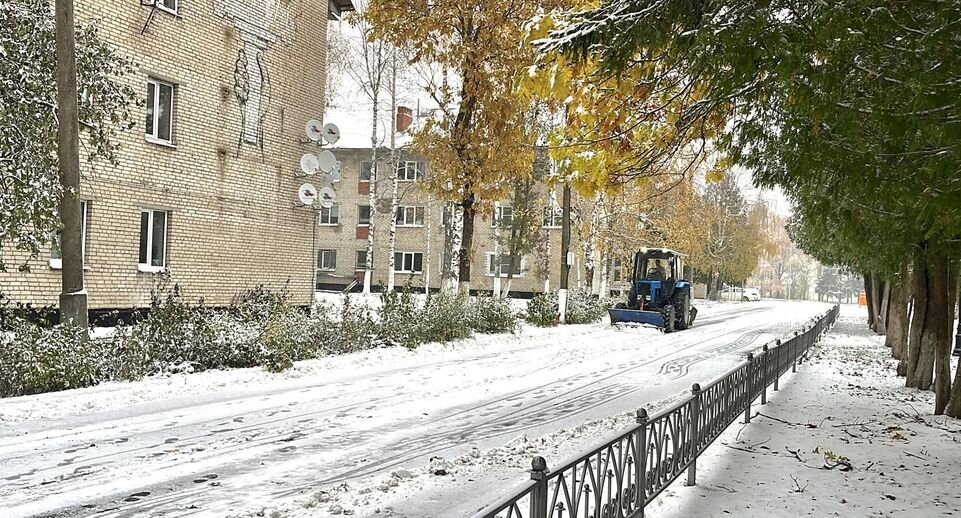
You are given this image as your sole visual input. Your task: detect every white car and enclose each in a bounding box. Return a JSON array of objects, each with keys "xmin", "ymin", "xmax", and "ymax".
[{"xmin": 720, "ymin": 287, "xmax": 761, "ymax": 302}]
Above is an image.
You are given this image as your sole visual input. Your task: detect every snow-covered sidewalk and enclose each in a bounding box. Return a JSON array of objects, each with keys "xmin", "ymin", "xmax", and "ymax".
[{"xmin": 646, "ymin": 305, "xmax": 961, "ymax": 518}]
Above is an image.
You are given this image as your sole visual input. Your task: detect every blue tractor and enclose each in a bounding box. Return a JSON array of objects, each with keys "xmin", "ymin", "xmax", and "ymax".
[{"xmin": 609, "ymin": 248, "xmax": 697, "ymax": 332}]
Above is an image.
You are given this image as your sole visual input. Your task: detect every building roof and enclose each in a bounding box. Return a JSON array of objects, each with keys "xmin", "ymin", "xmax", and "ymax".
[{"xmin": 329, "ymin": 0, "xmax": 356, "ymax": 20}]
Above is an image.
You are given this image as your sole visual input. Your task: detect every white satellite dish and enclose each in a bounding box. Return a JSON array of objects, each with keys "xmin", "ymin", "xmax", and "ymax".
[
  {"xmin": 300, "ymin": 153, "xmax": 320, "ymax": 174},
  {"xmin": 315, "ymin": 174, "xmax": 333, "ymax": 189},
  {"xmin": 298, "ymin": 183, "xmax": 318, "ymax": 206},
  {"xmin": 305, "ymin": 120, "xmax": 324, "ymax": 141},
  {"xmin": 317, "ymin": 150, "xmax": 337, "ymax": 173},
  {"xmin": 322, "ymin": 123, "xmax": 341, "ymax": 145},
  {"xmin": 318, "ymin": 187, "xmax": 337, "ymax": 209}
]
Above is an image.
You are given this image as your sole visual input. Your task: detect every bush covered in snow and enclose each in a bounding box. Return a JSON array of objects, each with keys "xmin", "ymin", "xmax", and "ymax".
[
  {"xmin": 0, "ymin": 317, "xmax": 106, "ymax": 396},
  {"xmin": 525, "ymin": 292, "xmax": 560, "ymax": 327},
  {"xmin": 565, "ymin": 289, "xmax": 608, "ymax": 324},
  {"xmin": 468, "ymin": 294, "xmax": 518, "ymax": 334}
]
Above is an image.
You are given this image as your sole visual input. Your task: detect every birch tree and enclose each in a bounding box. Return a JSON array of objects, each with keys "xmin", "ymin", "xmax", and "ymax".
[{"xmin": 342, "ymin": 14, "xmax": 390, "ymax": 294}]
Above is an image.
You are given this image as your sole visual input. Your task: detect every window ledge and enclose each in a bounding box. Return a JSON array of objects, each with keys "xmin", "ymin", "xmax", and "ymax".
[
  {"xmin": 397, "ymin": 224, "xmax": 425, "ymax": 228},
  {"xmin": 356, "ymin": 224, "xmax": 371, "ymax": 228},
  {"xmin": 48, "ymin": 259, "xmax": 91, "ymax": 271},
  {"xmin": 395, "ymin": 271, "xmax": 423, "ymax": 275},
  {"xmin": 318, "ymin": 223, "xmax": 340, "ymax": 227},
  {"xmin": 138, "ymin": 264, "xmax": 168, "ymax": 274},
  {"xmin": 145, "ymin": 136, "xmax": 177, "ymax": 149}
]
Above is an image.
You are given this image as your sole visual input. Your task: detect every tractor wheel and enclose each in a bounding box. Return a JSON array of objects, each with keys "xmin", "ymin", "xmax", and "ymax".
[
  {"xmin": 741, "ymin": 296, "xmax": 750, "ymax": 302},
  {"xmin": 663, "ymin": 305, "xmax": 675, "ymax": 333}
]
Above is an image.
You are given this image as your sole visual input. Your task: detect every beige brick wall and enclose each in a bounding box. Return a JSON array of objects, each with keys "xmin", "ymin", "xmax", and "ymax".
[
  {"xmin": 0, "ymin": 1, "xmax": 334, "ymax": 309},
  {"xmin": 314, "ymin": 148, "xmax": 602, "ymax": 294}
]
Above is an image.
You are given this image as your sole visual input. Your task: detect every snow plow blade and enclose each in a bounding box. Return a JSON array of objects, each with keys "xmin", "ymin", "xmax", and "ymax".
[{"xmin": 608, "ymin": 308, "xmax": 667, "ymax": 328}]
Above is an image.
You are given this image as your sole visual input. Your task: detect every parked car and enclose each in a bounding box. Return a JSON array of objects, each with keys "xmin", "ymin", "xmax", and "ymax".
[{"xmin": 720, "ymin": 286, "xmax": 761, "ymax": 302}]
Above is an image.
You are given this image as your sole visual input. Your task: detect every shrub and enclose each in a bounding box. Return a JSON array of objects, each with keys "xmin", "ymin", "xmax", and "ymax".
[
  {"xmin": 419, "ymin": 292, "xmax": 473, "ymax": 343},
  {"xmin": 0, "ymin": 318, "xmax": 105, "ymax": 397},
  {"xmin": 565, "ymin": 289, "xmax": 607, "ymax": 324},
  {"xmin": 377, "ymin": 289, "xmax": 420, "ymax": 348},
  {"xmin": 332, "ymin": 295, "xmax": 376, "ymax": 353},
  {"xmin": 525, "ymin": 293, "xmax": 559, "ymax": 327},
  {"xmin": 469, "ymin": 295, "xmax": 518, "ymax": 334}
]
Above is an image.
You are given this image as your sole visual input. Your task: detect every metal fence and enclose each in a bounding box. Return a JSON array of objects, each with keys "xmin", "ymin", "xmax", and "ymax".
[{"xmin": 473, "ymin": 304, "xmax": 840, "ymax": 518}]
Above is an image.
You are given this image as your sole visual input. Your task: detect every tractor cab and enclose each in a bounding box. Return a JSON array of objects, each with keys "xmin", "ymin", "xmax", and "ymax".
[{"xmin": 610, "ymin": 248, "xmax": 697, "ymax": 332}]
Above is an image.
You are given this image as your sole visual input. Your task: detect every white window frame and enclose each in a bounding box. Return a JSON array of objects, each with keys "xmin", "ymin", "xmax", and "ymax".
[
  {"xmin": 492, "ymin": 205, "xmax": 513, "ymax": 227},
  {"xmin": 155, "ymin": 0, "xmax": 178, "ymax": 15},
  {"xmin": 486, "ymin": 252, "xmax": 525, "ymax": 277},
  {"xmin": 318, "ymin": 204, "xmax": 340, "ymax": 226},
  {"xmin": 317, "ymin": 249, "xmax": 337, "ymax": 271},
  {"xmin": 396, "ymin": 161, "xmax": 422, "ymax": 182},
  {"xmin": 146, "ymin": 78, "xmax": 175, "ymax": 145},
  {"xmin": 395, "ymin": 205, "xmax": 425, "ymax": 227},
  {"xmin": 394, "ymin": 251, "xmax": 424, "ymax": 274},
  {"xmin": 357, "ymin": 205, "xmax": 372, "ymax": 227},
  {"xmin": 543, "ymin": 206, "xmax": 563, "ymax": 228},
  {"xmin": 50, "ymin": 201, "xmax": 88, "ymax": 269},
  {"xmin": 138, "ymin": 209, "xmax": 169, "ymax": 273}
]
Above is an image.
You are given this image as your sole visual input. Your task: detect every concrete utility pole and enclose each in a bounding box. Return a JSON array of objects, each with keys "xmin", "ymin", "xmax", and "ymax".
[
  {"xmin": 55, "ymin": 0, "xmax": 89, "ymax": 332},
  {"xmin": 559, "ymin": 184, "xmax": 572, "ymax": 323}
]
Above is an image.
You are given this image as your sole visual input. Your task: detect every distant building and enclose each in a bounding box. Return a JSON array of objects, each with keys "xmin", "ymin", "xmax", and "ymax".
[
  {"xmin": 319, "ymin": 107, "xmax": 596, "ymax": 295},
  {"xmin": 0, "ymin": 0, "xmax": 355, "ymax": 313}
]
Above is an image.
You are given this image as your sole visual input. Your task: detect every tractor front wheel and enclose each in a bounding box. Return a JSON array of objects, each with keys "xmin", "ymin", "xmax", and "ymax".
[{"xmin": 663, "ymin": 305, "xmax": 675, "ymax": 333}]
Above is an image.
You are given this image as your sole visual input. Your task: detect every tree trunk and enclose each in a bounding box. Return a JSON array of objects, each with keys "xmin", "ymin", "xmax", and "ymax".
[
  {"xmin": 55, "ymin": 0, "xmax": 88, "ymax": 332},
  {"xmin": 878, "ymin": 279, "xmax": 890, "ymax": 335},
  {"xmin": 933, "ymin": 258, "xmax": 956, "ymax": 414},
  {"xmin": 888, "ymin": 262, "xmax": 910, "ymax": 373},
  {"xmin": 946, "ymin": 274, "xmax": 961, "ymax": 417},
  {"xmin": 457, "ymin": 196, "xmax": 476, "ymax": 293},
  {"xmin": 865, "ymin": 272, "xmax": 876, "ymax": 330},
  {"xmin": 363, "ymin": 91, "xmax": 379, "ymax": 295},
  {"xmin": 442, "ymin": 203, "xmax": 463, "ymax": 293},
  {"xmin": 906, "ymin": 253, "xmax": 926, "ymax": 388}
]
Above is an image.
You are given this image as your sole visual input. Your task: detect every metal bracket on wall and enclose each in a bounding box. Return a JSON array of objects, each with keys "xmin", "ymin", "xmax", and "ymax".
[{"xmin": 140, "ymin": 0, "xmax": 160, "ymax": 35}]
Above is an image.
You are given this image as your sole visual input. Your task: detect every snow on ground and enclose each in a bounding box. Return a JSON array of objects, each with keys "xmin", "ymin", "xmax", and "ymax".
[
  {"xmin": 0, "ymin": 300, "xmax": 827, "ymax": 518},
  {"xmin": 644, "ymin": 304, "xmax": 961, "ymax": 518}
]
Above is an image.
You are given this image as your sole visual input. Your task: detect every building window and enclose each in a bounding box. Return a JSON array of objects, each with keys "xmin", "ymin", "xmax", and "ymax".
[
  {"xmin": 50, "ymin": 201, "xmax": 88, "ymax": 269},
  {"xmin": 355, "ymin": 250, "xmax": 371, "ymax": 271},
  {"xmin": 156, "ymin": 0, "xmax": 178, "ymax": 15},
  {"xmin": 395, "ymin": 206, "xmax": 425, "ymax": 227},
  {"xmin": 394, "ymin": 251, "xmax": 424, "ymax": 274},
  {"xmin": 396, "ymin": 161, "xmax": 422, "ymax": 182},
  {"xmin": 360, "ymin": 161, "xmax": 373, "ymax": 182},
  {"xmin": 139, "ymin": 209, "xmax": 168, "ymax": 270},
  {"xmin": 487, "ymin": 252, "xmax": 524, "ymax": 277},
  {"xmin": 146, "ymin": 78, "xmax": 175, "ymax": 144},
  {"xmin": 357, "ymin": 205, "xmax": 372, "ymax": 226},
  {"xmin": 543, "ymin": 206, "xmax": 562, "ymax": 228},
  {"xmin": 612, "ymin": 258, "xmax": 624, "ymax": 282},
  {"xmin": 319, "ymin": 204, "xmax": 340, "ymax": 225},
  {"xmin": 441, "ymin": 203, "xmax": 455, "ymax": 227},
  {"xmin": 317, "ymin": 249, "xmax": 337, "ymax": 271},
  {"xmin": 492, "ymin": 205, "xmax": 513, "ymax": 227}
]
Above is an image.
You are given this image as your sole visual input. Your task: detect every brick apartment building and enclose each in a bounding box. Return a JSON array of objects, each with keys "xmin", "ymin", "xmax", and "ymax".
[
  {"xmin": 318, "ymin": 108, "xmax": 609, "ymax": 295},
  {"xmin": 0, "ymin": 0, "xmax": 355, "ymax": 311}
]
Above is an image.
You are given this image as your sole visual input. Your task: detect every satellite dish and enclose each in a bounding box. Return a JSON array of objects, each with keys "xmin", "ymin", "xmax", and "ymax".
[
  {"xmin": 317, "ymin": 150, "xmax": 337, "ymax": 172},
  {"xmin": 315, "ymin": 174, "xmax": 333, "ymax": 189},
  {"xmin": 300, "ymin": 153, "xmax": 319, "ymax": 174},
  {"xmin": 298, "ymin": 183, "xmax": 318, "ymax": 206},
  {"xmin": 322, "ymin": 123, "xmax": 341, "ymax": 145},
  {"xmin": 305, "ymin": 120, "xmax": 324, "ymax": 141},
  {"xmin": 318, "ymin": 187, "xmax": 337, "ymax": 209}
]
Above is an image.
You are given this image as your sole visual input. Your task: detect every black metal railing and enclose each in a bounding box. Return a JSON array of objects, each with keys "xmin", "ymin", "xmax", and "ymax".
[{"xmin": 473, "ymin": 304, "xmax": 840, "ymax": 518}]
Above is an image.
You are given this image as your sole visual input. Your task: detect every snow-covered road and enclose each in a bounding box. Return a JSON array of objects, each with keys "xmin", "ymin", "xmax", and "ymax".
[{"xmin": 0, "ymin": 301, "xmax": 829, "ymax": 518}]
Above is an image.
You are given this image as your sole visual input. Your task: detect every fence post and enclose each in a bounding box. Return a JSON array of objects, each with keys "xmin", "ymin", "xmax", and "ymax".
[
  {"xmin": 530, "ymin": 456, "xmax": 549, "ymax": 518},
  {"xmin": 798, "ymin": 328, "xmax": 806, "ymax": 365},
  {"xmin": 686, "ymin": 383, "xmax": 701, "ymax": 487},
  {"xmin": 636, "ymin": 408, "xmax": 648, "ymax": 515},
  {"xmin": 792, "ymin": 331, "xmax": 798, "ymax": 372},
  {"xmin": 773, "ymin": 340, "xmax": 781, "ymax": 391},
  {"xmin": 760, "ymin": 345, "xmax": 768, "ymax": 405},
  {"xmin": 744, "ymin": 353, "xmax": 754, "ymax": 424}
]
